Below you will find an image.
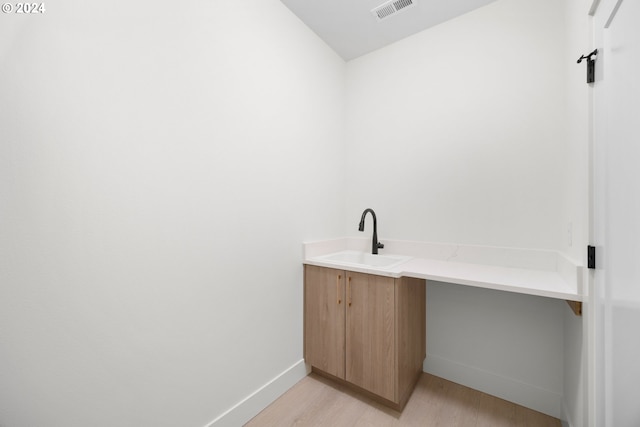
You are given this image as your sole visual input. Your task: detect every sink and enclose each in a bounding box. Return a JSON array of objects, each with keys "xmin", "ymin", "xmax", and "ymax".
[{"xmin": 314, "ymin": 250, "xmax": 411, "ymax": 269}]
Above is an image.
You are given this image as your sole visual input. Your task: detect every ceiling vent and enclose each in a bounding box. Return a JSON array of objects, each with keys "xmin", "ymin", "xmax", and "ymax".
[{"xmin": 371, "ymin": 0, "xmax": 416, "ymax": 22}]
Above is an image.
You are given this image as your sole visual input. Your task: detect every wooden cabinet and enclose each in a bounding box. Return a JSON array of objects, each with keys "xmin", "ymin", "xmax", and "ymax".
[
  {"xmin": 346, "ymin": 271, "xmax": 395, "ymax": 401},
  {"xmin": 303, "ymin": 266, "xmax": 345, "ymax": 379},
  {"xmin": 304, "ymin": 265, "xmax": 426, "ymax": 410}
]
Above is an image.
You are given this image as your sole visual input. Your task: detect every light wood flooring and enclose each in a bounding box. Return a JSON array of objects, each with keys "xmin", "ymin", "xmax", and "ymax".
[{"xmin": 245, "ymin": 373, "xmax": 561, "ymax": 427}]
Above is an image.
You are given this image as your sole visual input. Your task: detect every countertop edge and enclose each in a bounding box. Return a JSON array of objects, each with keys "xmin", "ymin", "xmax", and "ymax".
[{"xmin": 302, "ymin": 239, "xmax": 583, "ymax": 302}]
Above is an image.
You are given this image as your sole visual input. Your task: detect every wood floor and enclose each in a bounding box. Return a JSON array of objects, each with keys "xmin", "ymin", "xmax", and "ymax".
[{"xmin": 245, "ymin": 373, "xmax": 561, "ymax": 427}]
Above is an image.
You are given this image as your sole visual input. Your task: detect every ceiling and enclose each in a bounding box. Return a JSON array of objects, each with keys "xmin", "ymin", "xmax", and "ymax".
[{"xmin": 280, "ymin": 0, "xmax": 499, "ymax": 61}]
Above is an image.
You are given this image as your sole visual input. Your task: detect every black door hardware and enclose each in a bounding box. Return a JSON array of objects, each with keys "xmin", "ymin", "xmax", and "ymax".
[{"xmin": 577, "ymin": 49, "xmax": 598, "ymax": 84}]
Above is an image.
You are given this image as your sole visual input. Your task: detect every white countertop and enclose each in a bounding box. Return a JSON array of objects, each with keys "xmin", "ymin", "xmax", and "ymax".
[{"xmin": 303, "ymin": 238, "xmax": 583, "ymax": 302}]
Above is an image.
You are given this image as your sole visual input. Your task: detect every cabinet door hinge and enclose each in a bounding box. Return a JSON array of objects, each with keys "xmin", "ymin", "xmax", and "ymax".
[{"xmin": 588, "ymin": 245, "xmax": 596, "ymax": 269}]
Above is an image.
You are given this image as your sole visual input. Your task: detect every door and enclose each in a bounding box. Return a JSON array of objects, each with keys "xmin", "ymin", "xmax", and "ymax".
[
  {"xmin": 304, "ymin": 265, "xmax": 345, "ymax": 379},
  {"xmin": 591, "ymin": 0, "xmax": 640, "ymax": 425},
  {"xmin": 345, "ymin": 272, "xmax": 395, "ymax": 401}
]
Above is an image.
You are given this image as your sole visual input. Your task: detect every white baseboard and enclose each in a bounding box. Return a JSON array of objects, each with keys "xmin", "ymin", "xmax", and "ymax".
[
  {"xmin": 206, "ymin": 355, "xmax": 564, "ymax": 425},
  {"xmin": 424, "ymin": 353, "xmax": 563, "ymax": 419},
  {"xmin": 205, "ymin": 359, "xmax": 308, "ymax": 427}
]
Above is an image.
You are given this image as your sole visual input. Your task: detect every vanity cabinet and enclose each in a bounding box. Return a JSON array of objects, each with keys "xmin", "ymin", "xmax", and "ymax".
[{"xmin": 304, "ymin": 264, "xmax": 426, "ymax": 410}]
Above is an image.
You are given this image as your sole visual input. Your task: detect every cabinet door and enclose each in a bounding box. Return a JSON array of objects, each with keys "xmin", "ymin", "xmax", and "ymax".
[
  {"xmin": 345, "ymin": 272, "xmax": 395, "ymax": 401},
  {"xmin": 304, "ymin": 265, "xmax": 345, "ymax": 379}
]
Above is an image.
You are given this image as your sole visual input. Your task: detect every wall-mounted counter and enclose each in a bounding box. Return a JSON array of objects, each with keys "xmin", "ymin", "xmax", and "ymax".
[
  {"xmin": 302, "ymin": 237, "xmax": 583, "ymax": 417},
  {"xmin": 303, "ymin": 237, "xmax": 583, "ymax": 304}
]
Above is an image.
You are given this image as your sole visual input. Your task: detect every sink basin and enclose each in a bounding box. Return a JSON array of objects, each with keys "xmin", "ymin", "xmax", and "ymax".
[{"xmin": 315, "ymin": 250, "xmax": 411, "ymax": 269}]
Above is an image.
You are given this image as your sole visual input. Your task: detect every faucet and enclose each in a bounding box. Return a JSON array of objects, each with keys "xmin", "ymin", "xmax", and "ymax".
[{"xmin": 358, "ymin": 208, "xmax": 384, "ymax": 255}]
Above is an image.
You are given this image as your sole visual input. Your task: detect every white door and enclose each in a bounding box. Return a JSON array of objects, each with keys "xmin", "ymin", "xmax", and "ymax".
[{"xmin": 591, "ymin": 0, "xmax": 640, "ymax": 426}]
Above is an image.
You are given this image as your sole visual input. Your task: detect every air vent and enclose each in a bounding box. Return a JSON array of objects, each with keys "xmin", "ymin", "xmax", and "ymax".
[{"xmin": 372, "ymin": 0, "xmax": 416, "ymax": 21}]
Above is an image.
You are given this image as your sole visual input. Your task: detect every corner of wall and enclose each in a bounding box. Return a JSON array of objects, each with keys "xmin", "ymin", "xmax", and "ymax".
[{"xmin": 424, "ymin": 355, "xmax": 563, "ymax": 419}]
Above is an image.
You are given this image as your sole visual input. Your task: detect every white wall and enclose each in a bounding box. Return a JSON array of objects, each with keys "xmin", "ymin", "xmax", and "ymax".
[
  {"xmin": 345, "ymin": 0, "xmax": 567, "ymax": 250},
  {"xmin": 345, "ymin": 0, "xmax": 581, "ymax": 419},
  {"xmin": 561, "ymin": 0, "xmax": 590, "ymax": 264},
  {"xmin": 564, "ymin": 305, "xmax": 586, "ymax": 427},
  {"xmin": 426, "ymin": 282, "xmax": 565, "ymax": 417},
  {"xmin": 0, "ymin": 1, "xmax": 345, "ymax": 426}
]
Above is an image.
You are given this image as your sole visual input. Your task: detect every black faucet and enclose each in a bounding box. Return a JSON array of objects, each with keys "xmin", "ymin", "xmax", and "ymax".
[{"xmin": 358, "ymin": 208, "xmax": 384, "ymax": 255}]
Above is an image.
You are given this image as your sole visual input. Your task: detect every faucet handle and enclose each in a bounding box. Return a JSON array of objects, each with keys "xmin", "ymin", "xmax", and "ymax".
[{"xmin": 377, "ymin": 242, "xmax": 384, "ymax": 249}]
